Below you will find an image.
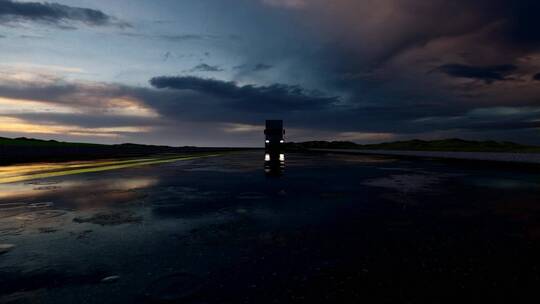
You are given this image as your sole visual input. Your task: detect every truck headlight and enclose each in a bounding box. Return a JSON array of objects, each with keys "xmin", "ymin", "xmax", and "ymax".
[
  {"xmin": 280, "ymin": 140, "xmax": 284, "ymax": 143},
  {"xmin": 265, "ymin": 140, "xmax": 270, "ymax": 144}
]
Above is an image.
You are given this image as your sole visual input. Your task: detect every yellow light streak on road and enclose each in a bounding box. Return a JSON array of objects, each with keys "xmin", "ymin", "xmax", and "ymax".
[
  {"xmin": 0, "ymin": 154, "xmax": 222, "ymax": 184},
  {"xmin": 0, "ymin": 158, "xmax": 160, "ymax": 179}
]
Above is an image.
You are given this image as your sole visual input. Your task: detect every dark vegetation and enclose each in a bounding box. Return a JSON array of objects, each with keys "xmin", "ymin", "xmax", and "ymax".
[
  {"xmin": 285, "ymin": 138, "xmax": 540, "ymax": 153},
  {"xmin": 0, "ymin": 137, "xmax": 241, "ymax": 164}
]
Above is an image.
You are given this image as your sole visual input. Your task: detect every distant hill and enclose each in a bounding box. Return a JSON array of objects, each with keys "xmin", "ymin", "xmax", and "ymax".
[
  {"xmin": 286, "ymin": 138, "xmax": 540, "ymax": 153},
  {"xmin": 0, "ymin": 137, "xmax": 179, "ymax": 148},
  {"xmin": 284, "ymin": 141, "xmax": 359, "ymax": 150},
  {"xmin": 0, "ymin": 137, "xmax": 222, "ymax": 164},
  {"xmin": 0, "ymin": 137, "xmax": 103, "ymax": 147}
]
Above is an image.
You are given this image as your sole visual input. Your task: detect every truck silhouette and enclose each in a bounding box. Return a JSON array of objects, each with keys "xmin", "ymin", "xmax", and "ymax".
[{"xmin": 264, "ymin": 120, "xmax": 285, "ymax": 151}]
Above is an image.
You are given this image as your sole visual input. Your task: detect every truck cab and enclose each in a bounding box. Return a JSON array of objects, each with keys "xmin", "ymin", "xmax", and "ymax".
[{"xmin": 264, "ymin": 120, "xmax": 285, "ymax": 151}]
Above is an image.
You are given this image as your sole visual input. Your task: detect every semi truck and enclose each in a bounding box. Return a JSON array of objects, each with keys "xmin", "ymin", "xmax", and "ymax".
[{"xmin": 264, "ymin": 120, "xmax": 285, "ymax": 151}]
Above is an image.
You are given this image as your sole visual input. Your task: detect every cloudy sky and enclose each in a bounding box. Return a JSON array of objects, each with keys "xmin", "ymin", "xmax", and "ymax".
[{"xmin": 0, "ymin": 0, "xmax": 539, "ymax": 146}]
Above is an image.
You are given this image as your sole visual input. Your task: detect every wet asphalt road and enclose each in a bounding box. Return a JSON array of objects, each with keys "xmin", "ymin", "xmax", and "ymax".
[
  {"xmin": 313, "ymin": 148, "xmax": 540, "ymax": 164},
  {"xmin": 1, "ymin": 151, "xmax": 540, "ymax": 303}
]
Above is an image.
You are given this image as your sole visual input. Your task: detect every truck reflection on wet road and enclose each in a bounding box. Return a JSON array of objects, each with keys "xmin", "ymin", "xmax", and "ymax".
[{"xmin": 264, "ymin": 152, "xmax": 285, "ymax": 177}]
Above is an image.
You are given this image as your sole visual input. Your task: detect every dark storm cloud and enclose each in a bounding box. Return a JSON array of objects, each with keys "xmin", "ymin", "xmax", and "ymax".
[
  {"xmin": 162, "ymin": 51, "xmax": 172, "ymax": 62},
  {"xmin": 149, "ymin": 76, "xmax": 338, "ymax": 112},
  {"xmin": 494, "ymin": 1, "xmax": 540, "ymax": 48},
  {"xmin": 188, "ymin": 64, "xmax": 224, "ymax": 72},
  {"xmin": 233, "ymin": 63, "xmax": 273, "ymax": 72},
  {"xmin": 0, "ymin": 75, "xmax": 338, "ymax": 124},
  {"xmin": 3, "ymin": 74, "xmax": 540, "ymax": 145},
  {"xmin": 466, "ymin": 120, "xmax": 540, "ymax": 131},
  {"xmin": 409, "ymin": 106, "xmax": 540, "ymax": 133},
  {"xmin": 0, "ymin": 81, "xmax": 81, "ymax": 104},
  {"xmin": 285, "ymin": 0, "xmax": 540, "ymax": 89},
  {"xmin": 0, "ymin": 0, "xmax": 128, "ymax": 28},
  {"xmin": 260, "ymin": 0, "xmax": 540, "ymax": 143},
  {"xmin": 359, "ymin": 1, "xmax": 537, "ymax": 63},
  {"xmin": 436, "ymin": 64, "xmax": 517, "ymax": 83},
  {"xmin": 253, "ymin": 63, "xmax": 273, "ymax": 71}
]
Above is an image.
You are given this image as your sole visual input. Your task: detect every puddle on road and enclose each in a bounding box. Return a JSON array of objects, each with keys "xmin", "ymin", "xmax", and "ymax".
[
  {"xmin": 0, "ymin": 174, "xmax": 160, "ymax": 240},
  {"xmin": 0, "ymin": 244, "xmax": 15, "ymax": 255},
  {"xmin": 0, "ymin": 177, "xmax": 157, "ymax": 207},
  {"xmin": 331, "ymin": 154, "xmax": 397, "ymax": 164},
  {"xmin": 362, "ymin": 174, "xmax": 443, "ymax": 193},
  {"xmin": 14, "ymin": 210, "xmax": 66, "ymax": 221},
  {"xmin": 0, "ymin": 201, "xmax": 57, "ymax": 219},
  {"xmin": 73, "ymin": 211, "xmax": 142, "ymax": 226}
]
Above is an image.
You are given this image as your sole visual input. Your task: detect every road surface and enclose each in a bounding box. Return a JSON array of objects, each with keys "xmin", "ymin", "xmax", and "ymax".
[
  {"xmin": 311, "ymin": 148, "xmax": 540, "ymax": 164},
  {"xmin": 1, "ymin": 151, "xmax": 539, "ymax": 303}
]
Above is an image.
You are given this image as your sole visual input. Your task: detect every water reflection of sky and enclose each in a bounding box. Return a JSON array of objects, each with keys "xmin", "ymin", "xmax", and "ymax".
[{"xmin": 0, "ymin": 177, "xmax": 158, "ymax": 205}]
